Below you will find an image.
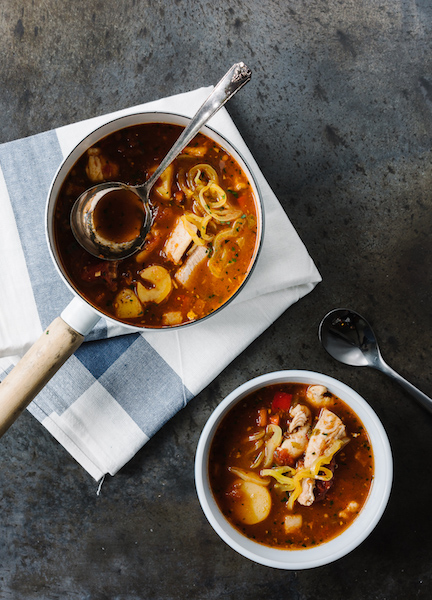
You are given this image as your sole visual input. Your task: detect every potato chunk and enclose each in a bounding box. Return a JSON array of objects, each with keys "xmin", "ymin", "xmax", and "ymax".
[
  {"xmin": 339, "ymin": 501, "xmax": 360, "ymax": 520},
  {"xmin": 231, "ymin": 480, "xmax": 272, "ymax": 525},
  {"xmin": 182, "ymin": 145, "xmax": 207, "ymax": 157},
  {"xmin": 162, "ymin": 311, "xmax": 183, "ymax": 326},
  {"xmin": 154, "ymin": 164, "xmax": 174, "ymax": 200},
  {"xmin": 114, "ymin": 288, "xmax": 143, "ymax": 319},
  {"xmin": 137, "ymin": 265, "xmax": 172, "ymax": 304},
  {"xmin": 284, "ymin": 514, "xmax": 303, "ymax": 534}
]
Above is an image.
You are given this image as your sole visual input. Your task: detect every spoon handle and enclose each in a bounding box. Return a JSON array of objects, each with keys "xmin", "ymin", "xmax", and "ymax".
[
  {"xmin": 378, "ymin": 361, "xmax": 432, "ymax": 415},
  {"xmin": 145, "ymin": 62, "xmax": 252, "ymax": 189}
]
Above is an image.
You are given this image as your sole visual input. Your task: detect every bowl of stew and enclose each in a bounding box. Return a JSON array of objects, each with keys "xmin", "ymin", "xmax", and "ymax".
[
  {"xmin": 46, "ymin": 112, "xmax": 263, "ymax": 331},
  {"xmin": 195, "ymin": 370, "xmax": 392, "ymax": 569}
]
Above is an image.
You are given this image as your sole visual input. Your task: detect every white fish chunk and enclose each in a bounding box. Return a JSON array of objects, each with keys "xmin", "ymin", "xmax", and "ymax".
[
  {"xmin": 85, "ymin": 148, "xmax": 119, "ymax": 182},
  {"xmin": 289, "ymin": 404, "xmax": 312, "ymax": 433},
  {"xmin": 164, "ymin": 218, "xmax": 195, "ymax": 264},
  {"xmin": 297, "ymin": 408, "xmax": 347, "ymax": 506},
  {"xmin": 276, "ymin": 404, "xmax": 312, "ymax": 462},
  {"xmin": 175, "ymin": 245, "xmax": 209, "ymax": 288},
  {"xmin": 306, "ymin": 385, "xmax": 330, "ymax": 408},
  {"xmin": 279, "ymin": 426, "xmax": 310, "ymax": 461}
]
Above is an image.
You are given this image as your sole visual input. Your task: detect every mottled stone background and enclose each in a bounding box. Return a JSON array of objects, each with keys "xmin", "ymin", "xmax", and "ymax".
[{"xmin": 1, "ymin": 0, "xmax": 431, "ymax": 598}]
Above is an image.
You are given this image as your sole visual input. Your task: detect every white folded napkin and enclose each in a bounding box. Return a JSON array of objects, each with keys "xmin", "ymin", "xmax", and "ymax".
[{"xmin": 0, "ymin": 87, "xmax": 321, "ymax": 480}]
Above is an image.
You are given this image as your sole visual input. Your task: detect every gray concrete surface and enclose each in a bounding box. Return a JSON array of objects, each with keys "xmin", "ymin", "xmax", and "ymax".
[{"xmin": 1, "ymin": 0, "xmax": 432, "ymax": 598}]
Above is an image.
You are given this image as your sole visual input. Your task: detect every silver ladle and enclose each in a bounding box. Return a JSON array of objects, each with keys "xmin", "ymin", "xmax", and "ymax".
[
  {"xmin": 70, "ymin": 62, "xmax": 252, "ymax": 260},
  {"xmin": 319, "ymin": 308, "xmax": 432, "ymax": 415}
]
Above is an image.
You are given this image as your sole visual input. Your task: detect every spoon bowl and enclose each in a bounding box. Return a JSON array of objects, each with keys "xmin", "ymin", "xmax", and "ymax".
[
  {"xmin": 319, "ymin": 308, "xmax": 432, "ymax": 415},
  {"xmin": 70, "ymin": 62, "xmax": 252, "ymax": 260},
  {"xmin": 319, "ymin": 308, "xmax": 381, "ymax": 368}
]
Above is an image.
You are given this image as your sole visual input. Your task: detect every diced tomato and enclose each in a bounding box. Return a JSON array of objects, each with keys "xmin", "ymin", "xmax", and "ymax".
[
  {"xmin": 174, "ymin": 190, "xmax": 185, "ymax": 205},
  {"xmin": 256, "ymin": 408, "xmax": 268, "ymax": 427},
  {"xmin": 269, "ymin": 414, "xmax": 280, "ymax": 426},
  {"xmin": 271, "ymin": 391, "xmax": 292, "ymax": 413},
  {"xmin": 237, "ymin": 194, "xmax": 248, "ymax": 210}
]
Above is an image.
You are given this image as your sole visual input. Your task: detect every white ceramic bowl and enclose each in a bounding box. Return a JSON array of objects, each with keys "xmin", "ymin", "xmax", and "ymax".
[{"xmin": 195, "ymin": 370, "xmax": 393, "ymax": 570}]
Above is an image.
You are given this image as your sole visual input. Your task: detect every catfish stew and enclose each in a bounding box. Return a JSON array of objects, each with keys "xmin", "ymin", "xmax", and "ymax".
[
  {"xmin": 208, "ymin": 383, "xmax": 374, "ymax": 549},
  {"xmin": 54, "ymin": 123, "xmax": 259, "ymax": 328}
]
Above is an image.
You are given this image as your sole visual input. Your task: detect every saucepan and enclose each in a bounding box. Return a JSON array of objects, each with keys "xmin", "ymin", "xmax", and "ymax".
[{"xmin": 0, "ymin": 111, "xmax": 264, "ymax": 436}]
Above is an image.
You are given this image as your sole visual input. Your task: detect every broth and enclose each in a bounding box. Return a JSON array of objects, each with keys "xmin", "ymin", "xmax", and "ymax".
[
  {"xmin": 208, "ymin": 383, "xmax": 374, "ymax": 549},
  {"xmin": 53, "ymin": 123, "xmax": 259, "ymax": 328},
  {"xmin": 92, "ymin": 188, "xmax": 145, "ymax": 243}
]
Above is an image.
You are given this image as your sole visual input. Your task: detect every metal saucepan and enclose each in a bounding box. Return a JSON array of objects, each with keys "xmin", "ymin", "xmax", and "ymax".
[{"xmin": 0, "ymin": 111, "xmax": 264, "ymax": 436}]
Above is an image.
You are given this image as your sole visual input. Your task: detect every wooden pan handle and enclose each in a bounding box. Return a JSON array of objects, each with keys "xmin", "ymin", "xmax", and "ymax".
[{"xmin": 0, "ymin": 317, "xmax": 84, "ymax": 436}]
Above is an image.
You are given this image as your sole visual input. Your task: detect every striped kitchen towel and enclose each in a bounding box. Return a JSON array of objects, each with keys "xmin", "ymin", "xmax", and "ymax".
[{"xmin": 0, "ymin": 86, "xmax": 321, "ymax": 480}]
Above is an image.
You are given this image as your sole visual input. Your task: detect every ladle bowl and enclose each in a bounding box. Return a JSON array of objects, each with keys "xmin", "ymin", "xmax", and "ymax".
[{"xmin": 70, "ymin": 181, "xmax": 152, "ymax": 259}]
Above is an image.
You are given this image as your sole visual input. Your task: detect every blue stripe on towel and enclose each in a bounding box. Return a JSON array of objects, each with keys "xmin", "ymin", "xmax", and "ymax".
[
  {"xmin": 30, "ymin": 332, "xmax": 192, "ymax": 434},
  {"xmin": 75, "ymin": 332, "xmax": 141, "ymax": 378},
  {"xmin": 0, "ymin": 131, "xmax": 106, "ymax": 339},
  {"xmin": 29, "ymin": 353, "xmax": 98, "ymax": 418},
  {"xmin": 98, "ymin": 335, "xmax": 193, "ymax": 435},
  {"xmin": 0, "ymin": 131, "xmax": 71, "ymax": 328}
]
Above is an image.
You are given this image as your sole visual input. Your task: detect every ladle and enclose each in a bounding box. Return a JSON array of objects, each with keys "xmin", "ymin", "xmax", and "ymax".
[
  {"xmin": 319, "ymin": 308, "xmax": 432, "ymax": 415},
  {"xmin": 70, "ymin": 62, "xmax": 252, "ymax": 260}
]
